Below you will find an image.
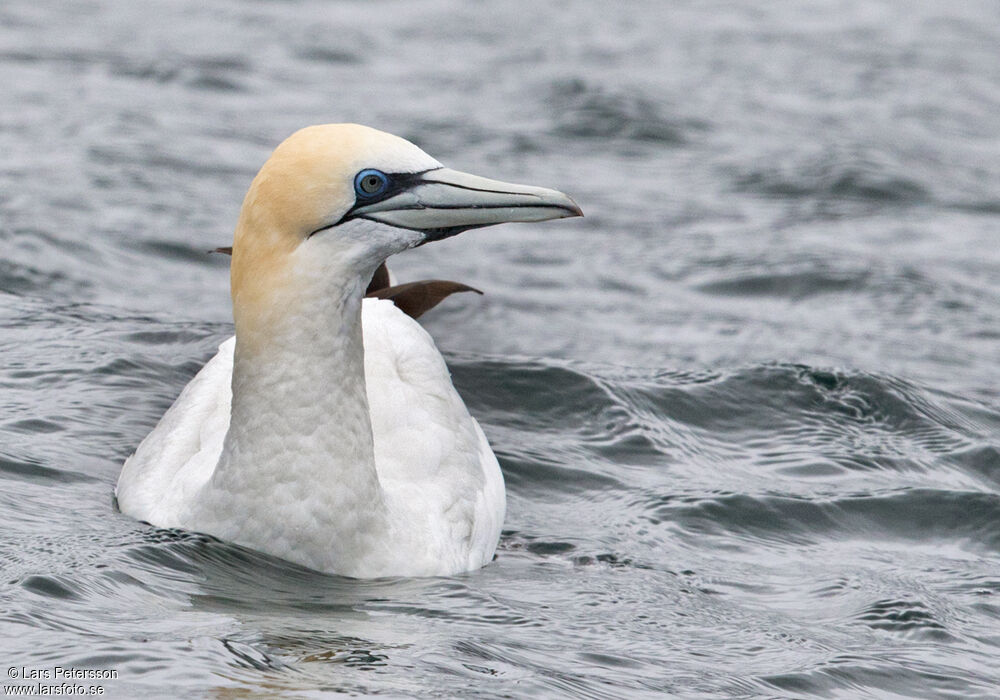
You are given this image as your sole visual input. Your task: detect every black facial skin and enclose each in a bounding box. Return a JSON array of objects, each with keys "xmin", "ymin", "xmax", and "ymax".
[
  {"xmin": 307, "ymin": 167, "xmax": 576, "ymax": 243},
  {"xmin": 307, "ymin": 170, "xmax": 433, "ymax": 239}
]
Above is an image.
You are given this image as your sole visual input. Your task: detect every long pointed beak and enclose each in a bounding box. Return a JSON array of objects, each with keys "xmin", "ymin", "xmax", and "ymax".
[{"xmin": 348, "ymin": 167, "xmax": 582, "ymax": 242}]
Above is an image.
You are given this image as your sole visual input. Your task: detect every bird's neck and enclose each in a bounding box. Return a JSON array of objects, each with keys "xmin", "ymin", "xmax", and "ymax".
[{"xmin": 208, "ymin": 238, "xmax": 390, "ymax": 570}]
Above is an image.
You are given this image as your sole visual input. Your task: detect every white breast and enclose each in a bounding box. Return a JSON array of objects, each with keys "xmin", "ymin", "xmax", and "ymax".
[{"xmin": 115, "ymin": 298, "xmax": 505, "ymax": 576}]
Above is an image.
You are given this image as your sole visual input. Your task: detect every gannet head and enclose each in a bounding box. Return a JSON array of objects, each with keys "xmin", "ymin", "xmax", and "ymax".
[{"xmin": 231, "ymin": 124, "xmax": 581, "ymax": 332}]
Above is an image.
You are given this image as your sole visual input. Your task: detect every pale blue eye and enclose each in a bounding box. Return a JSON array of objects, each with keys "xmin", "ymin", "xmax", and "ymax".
[{"xmin": 355, "ymin": 169, "xmax": 389, "ymax": 198}]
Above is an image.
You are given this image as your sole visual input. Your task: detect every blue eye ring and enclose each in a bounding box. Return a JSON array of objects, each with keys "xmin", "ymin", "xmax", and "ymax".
[{"xmin": 354, "ymin": 169, "xmax": 389, "ymax": 198}]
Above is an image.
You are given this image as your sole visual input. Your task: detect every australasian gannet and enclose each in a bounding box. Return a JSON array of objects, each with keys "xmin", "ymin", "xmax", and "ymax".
[{"xmin": 115, "ymin": 124, "xmax": 582, "ymax": 578}]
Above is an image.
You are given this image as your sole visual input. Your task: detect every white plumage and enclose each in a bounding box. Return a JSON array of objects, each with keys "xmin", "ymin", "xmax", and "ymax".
[
  {"xmin": 115, "ymin": 124, "xmax": 580, "ymax": 577},
  {"xmin": 117, "ymin": 298, "xmax": 505, "ymax": 576}
]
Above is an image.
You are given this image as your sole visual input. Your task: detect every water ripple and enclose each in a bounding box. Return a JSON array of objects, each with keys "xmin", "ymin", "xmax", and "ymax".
[{"xmin": 3, "ymin": 0, "xmax": 1000, "ymax": 696}]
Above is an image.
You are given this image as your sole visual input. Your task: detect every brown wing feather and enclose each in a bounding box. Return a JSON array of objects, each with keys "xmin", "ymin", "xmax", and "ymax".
[
  {"xmin": 366, "ymin": 262, "xmax": 391, "ymax": 296},
  {"xmin": 367, "ymin": 280, "xmax": 483, "ymax": 319}
]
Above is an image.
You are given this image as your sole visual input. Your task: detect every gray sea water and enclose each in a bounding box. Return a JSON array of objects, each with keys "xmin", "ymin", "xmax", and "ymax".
[{"xmin": 2, "ymin": 0, "xmax": 1000, "ymax": 697}]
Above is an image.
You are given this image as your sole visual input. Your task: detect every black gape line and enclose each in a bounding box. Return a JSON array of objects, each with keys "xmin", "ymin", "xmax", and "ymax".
[
  {"xmin": 307, "ymin": 170, "xmax": 435, "ymax": 238},
  {"xmin": 413, "ymin": 225, "xmax": 479, "ymax": 246},
  {"xmin": 307, "ymin": 168, "xmax": 574, "ymax": 240}
]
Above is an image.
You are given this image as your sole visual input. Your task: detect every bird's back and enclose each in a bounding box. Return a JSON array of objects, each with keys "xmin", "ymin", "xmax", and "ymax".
[
  {"xmin": 363, "ymin": 298, "xmax": 505, "ymax": 573},
  {"xmin": 115, "ymin": 337, "xmax": 234, "ymax": 526}
]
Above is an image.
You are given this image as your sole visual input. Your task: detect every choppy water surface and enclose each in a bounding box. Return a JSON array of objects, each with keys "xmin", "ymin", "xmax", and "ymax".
[{"xmin": 2, "ymin": 0, "xmax": 1000, "ymax": 697}]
